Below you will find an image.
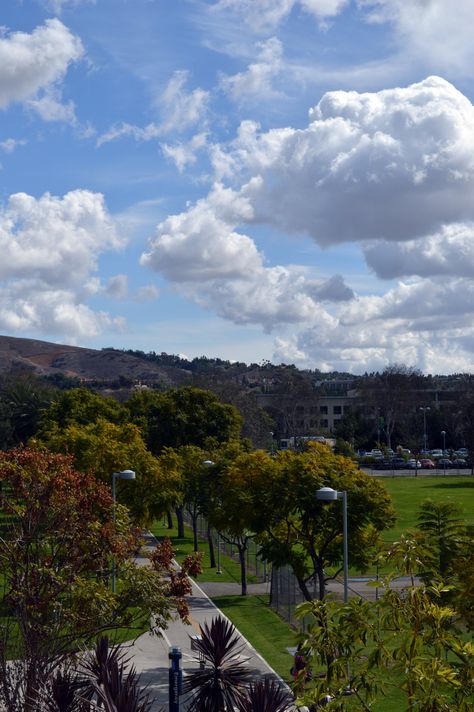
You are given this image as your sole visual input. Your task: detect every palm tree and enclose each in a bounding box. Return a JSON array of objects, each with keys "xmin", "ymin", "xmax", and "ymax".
[
  {"xmin": 236, "ymin": 678, "xmax": 293, "ymax": 712},
  {"xmin": 184, "ymin": 617, "xmax": 252, "ymax": 711}
]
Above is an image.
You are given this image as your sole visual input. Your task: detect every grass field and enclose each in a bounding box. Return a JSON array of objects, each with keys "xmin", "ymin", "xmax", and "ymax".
[
  {"xmin": 377, "ymin": 474, "xmax": 474, "ymax": 541},
  {"xmin": 149, "ymin": 521, "xmax": 258, "ymax": 585}
]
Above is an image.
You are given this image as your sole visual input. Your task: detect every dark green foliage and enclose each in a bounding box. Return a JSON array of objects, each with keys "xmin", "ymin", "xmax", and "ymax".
[
  {"xmin": 127, "ymin": 387, "xmax": 242, "ymax": 454},
  {"xmin": 0, "ymin": 374, "xmax": 57, "ymax": 446},
  {"xmin": 416, "ymin": 498, "xmax": 466, "ymax": 578},
  {"xmin": 38, "ymin": 387, "xmax": 127, "ymax": 432}
]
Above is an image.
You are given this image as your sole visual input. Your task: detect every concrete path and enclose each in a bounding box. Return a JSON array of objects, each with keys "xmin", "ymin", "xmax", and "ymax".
[{"xmin": 126, "ymin": 534, "xmax": 290, "ymax": 711}]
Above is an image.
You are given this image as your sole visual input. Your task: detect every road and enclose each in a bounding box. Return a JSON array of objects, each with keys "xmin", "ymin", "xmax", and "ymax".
[{"xmin": 128, "ymin": 535, "xmax": 290, "ymax": 711}]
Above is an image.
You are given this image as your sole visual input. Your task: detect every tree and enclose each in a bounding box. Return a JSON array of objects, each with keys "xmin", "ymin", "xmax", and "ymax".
[
  {"xmin": 184, "ymin": 617, "xmax": 252, "ymax": 710},
  {"xmin": 0, "ymin": 447, "xmax": 186, "ymax": 711},
  {"xmin": 36, "ymin": 418, "xmax": 177, "ymax": 526},
  {"xmin": 253, "ymin": 444, "xmax": 395, "ymax": 600},
  {"xmin": 416, "ymin": 499, "xmax": 466, "ymax": 579},
  {"xmin": 357, "ymin": 365, "xmax": 424, "ymax": 448},
  {"xmin": 0, "ymin": 374, "xmax": 57, "ymax": 446},
  {"xmin": 127, "ymin": 386, "xmax": 243, "ymax": 454},
  {"xmin": 295, "ymin": 537, "xmax": 474, "ymax": 712},
  {"xmin": 38, "ymin": 387, "xmax": 126, "ymax": 433}
]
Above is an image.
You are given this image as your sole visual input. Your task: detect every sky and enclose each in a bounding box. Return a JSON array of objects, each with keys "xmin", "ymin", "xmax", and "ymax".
[{"xmin": 1, "ymin": 0, "xmax": 474, "ymax": 374}]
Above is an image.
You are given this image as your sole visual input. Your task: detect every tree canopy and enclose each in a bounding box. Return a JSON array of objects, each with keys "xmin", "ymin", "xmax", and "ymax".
[{"xmin": 126, "ymin": 386, "xmax": 243, "ymax": 453}]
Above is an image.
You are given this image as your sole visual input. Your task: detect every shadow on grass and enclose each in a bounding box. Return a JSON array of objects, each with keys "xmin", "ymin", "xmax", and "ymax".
[
  {"xmin": 211, "ymin": 594, "xmax": 269, "ymax": 609},
  {"xmin": 429, "ymin": 481, "xmax": 474, "ymax": 489}
]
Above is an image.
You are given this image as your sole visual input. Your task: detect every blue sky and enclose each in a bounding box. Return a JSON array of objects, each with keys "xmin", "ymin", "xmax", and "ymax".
[{"xmin": 2, "ymin": 0, "xmax": 474, "ymax": 373}]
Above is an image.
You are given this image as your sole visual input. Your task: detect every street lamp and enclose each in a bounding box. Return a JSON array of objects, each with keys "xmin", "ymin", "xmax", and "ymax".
[
  {"xmin": 203, "ymin": 460, "xmax": 222, "ymax": 575},
  {"xmin": 420, "ymin": 407, "xmax": 431, "ymax": 452},
  {"xmin": 316, "ymin": 487, "xmax": 348, "ymax": 604},
  {"xmin": 111, "ymin": 469, "xmax": 136, "ymax": 593}
]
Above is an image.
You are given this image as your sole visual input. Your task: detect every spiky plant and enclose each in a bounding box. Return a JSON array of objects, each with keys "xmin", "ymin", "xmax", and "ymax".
[
  {"xmin": 184, "ymin": 617, "xmax": 252, "ymax": 711},
  {"xmin": 236, "ymin": 677, "xmax": 293, "ymax": 712},
  {"xmin": 81, "ymin": 636, "xmax": 154, "ymax": 712},
  {"xmin": 38, "ymin": 667, "xmax": 92, "ymax": 712}
]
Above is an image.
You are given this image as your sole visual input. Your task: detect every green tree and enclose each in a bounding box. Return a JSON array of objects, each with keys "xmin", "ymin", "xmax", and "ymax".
[
  {"xmin": 295, "ymin": 537, "xmax": 474, "ymax": 711},
  {"xmin": 38, "ymin": 387, "xmax": 126, "ymax": 434},
  {"xmin": 37, "ymin": 418, "xmax": 177, "ymax": 525},
  {"xmin": 416, "ymin": 499, "xmax": 466, "ymax": 579},
  {"xmin": 206, "ymin": 451, "xmax": 265, "ymax": 596},
  {"xmin": 0, "ymin": 374, "xmax": 57, "ymax": 446},
  {"xmin": 126, "ymin": 386, "xmax": 242, "ymax": 454},
  {"xmin": 254, "ymin": 443, "xmax": 395, "ymax": 600}
]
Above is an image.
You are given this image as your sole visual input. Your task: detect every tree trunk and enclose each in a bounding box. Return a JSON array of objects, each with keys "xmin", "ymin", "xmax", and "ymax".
[
  {"xmin": 166, "ymin": 510, "xmax": 173, "ymax": 529},
  {"xmin": 238, "ymin": 543, "xmax": 247, "ymax": 596},
  {"xmin": 296, "ymin": 575, "xmax": 313, "ymax": 602},
  {"xmin": 175, "ymin": 506, "xmax": 184, "ymax": 539},
  {"xmin": 317, "ymin": 559, "xmax": 326, "ymax": 600},
  {"xmin": 207, "ymin": 523, "xmax": 216, "ymax": 569},
  {"xmin": 192, "ymin": 513, "xmax": 199, "ymax": 552}
]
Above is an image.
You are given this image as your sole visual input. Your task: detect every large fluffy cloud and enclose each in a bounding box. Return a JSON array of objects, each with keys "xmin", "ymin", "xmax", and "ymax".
[
  {"xmin": 0, "ymin": 19, "xmax": 83, "ymax": 111},
  {"xmin": 215, "ymin": 76, "xmax": 474, "ymax": 248},
  {"xmin": 0, "ymin": 190, "xmax": 123, "ymax": 338},
  {"xmin": 275, "ymin": 277, "xmax": 474, "ymax": 373},
  {"xmin": 140, "ymin": 76, "xmax": 474, "ymax": 371}
]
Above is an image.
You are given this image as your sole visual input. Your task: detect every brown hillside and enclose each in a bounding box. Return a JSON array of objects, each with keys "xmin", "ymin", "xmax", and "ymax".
[{"xmin": 0, "ymin": 335, "xmax": 185, "ymax": 385}]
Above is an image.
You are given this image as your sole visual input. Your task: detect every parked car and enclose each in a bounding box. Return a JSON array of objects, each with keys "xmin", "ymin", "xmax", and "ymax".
[
  {"xmin": 406, "ymin": 459, "xmax": 422, "ymax": 469},
  {"xmin": 420, "ymin": 458, "xmax": 435, "ymax": 469},
  {"xmin": 391, "ymin": 457, "xmax": 407, "ymax": 469},
  {"xmin": 451, "ymin": 458, "xmax": 467, "ymax": 467},
  {"xmin": 373, "ymin": 459, "xmax": 394, "ymax": 470},
  {"xmin": 430, "ymin": 449, "xmax": 443, "ymax": 458},
  {"xmin": 455, "ymin": 449, "xmax": 469, "ymax": 457},
  {"xmin": 438, "ymin": 458, "xmax": 452, "ymax": 468}
]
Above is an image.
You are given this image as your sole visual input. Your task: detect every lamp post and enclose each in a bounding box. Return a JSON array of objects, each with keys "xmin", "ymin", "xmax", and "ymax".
[
  {"xmin": 420, "ymin": 406, "xmax": 430, "ymax": 452},
  {"xmin": 317, "ymin": 486, "xmax": 350, "ymax": 688},
  {"xmin": 203, "ymin": 460, "xmax": 222, "ymax": 575},
  {"xmin": 316, "ymin": 487, "xmax": 348, "ymax": 604},
  {"xmin": 111, "ymin": 469, "xmax": 136, "ymax": 593}
]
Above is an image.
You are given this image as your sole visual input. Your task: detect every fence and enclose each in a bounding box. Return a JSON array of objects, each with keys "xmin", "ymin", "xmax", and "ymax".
[{"xmin": 186, "ymin": 513, "xmax": 270, "ymax": 583}]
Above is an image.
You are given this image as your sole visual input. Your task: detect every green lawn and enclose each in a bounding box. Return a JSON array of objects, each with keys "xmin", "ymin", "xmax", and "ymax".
[
  {"xmin": 211, "ymin": 594, "xmax": 296, "ymax": 681},
  {"xmin": 378, "ymin": 475, "xmax": 474, "ymax": 541},
  {"xmin": 149, "ymin": 521, "xmax": 258, "ymax": 584}
]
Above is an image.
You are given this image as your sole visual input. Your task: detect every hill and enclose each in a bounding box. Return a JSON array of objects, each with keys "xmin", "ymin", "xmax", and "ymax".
[{"xmin": 0, "ymin": 334, "xmax": 190, "ymax": 386}]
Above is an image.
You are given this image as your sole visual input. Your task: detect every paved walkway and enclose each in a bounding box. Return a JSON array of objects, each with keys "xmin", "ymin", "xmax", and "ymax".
[{"xmin": 126, "ymin": 534, "xmax": 291, "ymax": 711}]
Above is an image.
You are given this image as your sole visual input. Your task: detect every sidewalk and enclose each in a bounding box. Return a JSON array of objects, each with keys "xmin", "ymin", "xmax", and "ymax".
[{"xmin": 126, "ymin": 533, "xmax": 290, "ymax": 711}]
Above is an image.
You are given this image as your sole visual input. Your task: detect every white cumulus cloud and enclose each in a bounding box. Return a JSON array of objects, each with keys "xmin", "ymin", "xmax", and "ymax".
[
  {"xmin": 0, "ymin": 190, "xmax": 124, "ymax": 339},
  {"xmin": 0, "ymin": 19, "xmax": 83, "ymax": 111},
  {"xmin": 141, "ymin": 75, "xmax": 474, "ymax": 372}
]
